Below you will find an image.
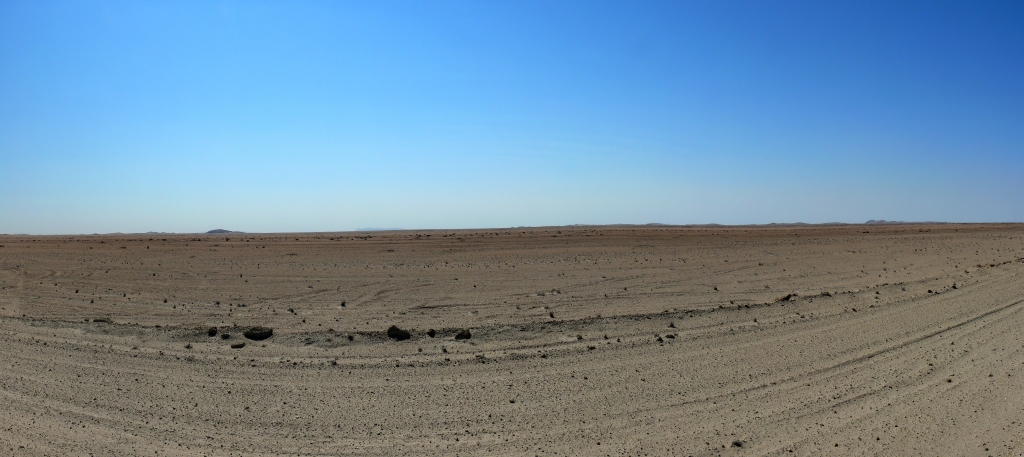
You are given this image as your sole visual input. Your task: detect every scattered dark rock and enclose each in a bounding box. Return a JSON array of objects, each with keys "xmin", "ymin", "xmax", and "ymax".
[
  {"xmin": 732, "ymin": 440, "xmax": 744, "ymax": 448},
  {"xmin": 347, "ymin": 335, "xmax": 354, "ymax": 341},
  {"xmin": 455, "ymin": 329, "xmax": 472, "ymax": 340},
  {"xmin": 427, "ymin": 329, "xmax": 437, "ymax": 338},
  {"xmin": 387, "ymin": 325, "xmax": 411, "ymax": 341},
  {"xmin": 92, "ymin": 318, "xmax": 110, "ymax": 323},
  {"xmin": 230, "ymin": 342, "xmax": 245, "ymax": 349},
  {"xmin": 221, "ymin": 333, "xmax": 231, "ymax": 339},
  {"xmin": 207, "ymin": 327, "xmax": 218, "ymax": 337},
  {"xmin": 243, "ymin": 326, "xmax": 273, "ymax": 341}
]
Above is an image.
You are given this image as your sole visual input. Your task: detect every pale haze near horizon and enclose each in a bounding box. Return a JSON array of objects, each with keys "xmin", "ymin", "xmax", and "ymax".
[{"xmin": 1, "ymin": 1, "xmax": 1022, "ymax": 235}]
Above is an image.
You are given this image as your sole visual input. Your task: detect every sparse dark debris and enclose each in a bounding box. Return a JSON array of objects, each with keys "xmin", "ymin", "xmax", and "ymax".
[
  {"xmin": 207, "ymin": 327, "xmax": 218, "ymax": 337},
  {"xmin": 427, "ymin": 329, "xmax": 437, "ymax": 338}
]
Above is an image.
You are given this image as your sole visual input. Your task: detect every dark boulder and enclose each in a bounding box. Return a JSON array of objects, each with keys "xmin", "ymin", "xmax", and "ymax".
[
  {"xmin": 455, "ymin": 329, "xmax": 472, "ymax": 340},
  {"xmin": 387, "ymin": 325, "xmax": 411, "ymax": 341},
  {"xmin": 243, "ymin": 326, "xmax": 273, "ymax": 341}
]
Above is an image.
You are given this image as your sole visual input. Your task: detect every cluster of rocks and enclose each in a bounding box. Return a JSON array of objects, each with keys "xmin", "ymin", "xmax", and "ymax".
[
  {"xmin": 204, "ymin": 326, "xmax": 274, "ymax": 348},
  {"xmin": 386, "ymin": 326, "xmax": 472, "ymax": 341}
]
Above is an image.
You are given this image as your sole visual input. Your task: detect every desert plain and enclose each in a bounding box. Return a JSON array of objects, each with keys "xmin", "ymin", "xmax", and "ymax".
[{"xmin": 1, "ymin": 224, "xmax": 1023, "ymax": 456}]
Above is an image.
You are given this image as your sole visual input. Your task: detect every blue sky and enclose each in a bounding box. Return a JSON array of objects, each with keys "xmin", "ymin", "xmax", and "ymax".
[{"xmin": 1, "ymin": 1, "xmax": 1022, "ymax": 234}]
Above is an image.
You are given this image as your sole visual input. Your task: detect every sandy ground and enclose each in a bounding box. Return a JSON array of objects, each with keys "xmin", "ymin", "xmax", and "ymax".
[{"xmin": 1, "ymin": 224, "xmax": 1023, "ymax": 456}]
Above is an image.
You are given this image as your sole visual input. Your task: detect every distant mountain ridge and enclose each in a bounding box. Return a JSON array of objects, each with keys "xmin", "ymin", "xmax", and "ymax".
[{"xmin": 206, "ymin": 229, "xmax": 243, "ymax": 234}]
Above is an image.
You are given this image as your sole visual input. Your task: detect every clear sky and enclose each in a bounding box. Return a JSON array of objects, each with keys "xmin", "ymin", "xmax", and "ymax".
[{"xmin": 1, "ymin": 1, "xmax": 1022, "ymax": 234}]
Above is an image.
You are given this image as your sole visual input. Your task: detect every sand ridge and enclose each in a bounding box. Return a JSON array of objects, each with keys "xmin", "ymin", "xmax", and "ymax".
[{"xmin": 1, "ymin": 224, "xmax": 1023, "ymax": 455}]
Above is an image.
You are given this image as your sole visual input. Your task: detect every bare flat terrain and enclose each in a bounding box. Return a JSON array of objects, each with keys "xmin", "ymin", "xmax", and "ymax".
[{"xmin": 1, "ymin": 224, "xmax": 1023, "ymax": 456}]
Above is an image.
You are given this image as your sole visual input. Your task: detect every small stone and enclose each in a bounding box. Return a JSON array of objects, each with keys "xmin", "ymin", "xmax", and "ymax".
[
  {"xmin": 230, "ymin": 342, "xmax": 245, "ymax": 349},
  {"xmin": 455, "ymin": 329, "xmax": 472, "ymax": 340},
  {"xmin": 207, "ymin": 327, "xmax": 218, "ymax": 337}
]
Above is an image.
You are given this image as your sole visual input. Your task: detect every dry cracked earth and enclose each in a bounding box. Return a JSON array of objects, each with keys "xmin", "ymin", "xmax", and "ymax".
[{"xmin": 1, "ymin": 224, "xmax": 1023, "ymax": 456}]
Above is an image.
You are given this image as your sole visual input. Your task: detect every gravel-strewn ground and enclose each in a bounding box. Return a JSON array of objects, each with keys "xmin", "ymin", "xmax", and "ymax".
[{"xmin": 1, "ymin": 224, "xmax": 1022, "ymax": 456}]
